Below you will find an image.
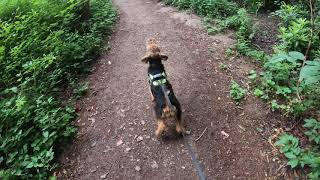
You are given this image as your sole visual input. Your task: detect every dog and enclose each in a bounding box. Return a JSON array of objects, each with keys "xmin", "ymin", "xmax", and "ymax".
[{"xmin": 141, "ymin": 38, "xmax": 185, "ymax": 137}]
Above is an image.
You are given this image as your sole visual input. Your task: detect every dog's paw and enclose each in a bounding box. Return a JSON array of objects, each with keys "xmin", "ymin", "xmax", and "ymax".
[
  {"xmin": 155, "ymin": 129, "xmax": 161, "ymax": 137},
  {"xmin": 175, "ymin": 124, "xmax": 185, "ymax": 135}
]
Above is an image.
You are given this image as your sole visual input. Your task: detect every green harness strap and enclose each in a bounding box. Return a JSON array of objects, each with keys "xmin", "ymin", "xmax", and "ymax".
[{"xmin": 149, "ymin": 72, "xmax": 167, "ymax": 86}]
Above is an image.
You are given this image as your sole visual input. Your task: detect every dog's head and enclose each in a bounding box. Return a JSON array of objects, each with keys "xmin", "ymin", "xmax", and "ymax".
[{"xmin": 141, "ymin": 38, "xmax": 168, "ymax": 63}]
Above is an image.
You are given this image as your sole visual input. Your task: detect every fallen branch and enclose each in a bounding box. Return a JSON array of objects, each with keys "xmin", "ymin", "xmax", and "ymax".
[{"xmin": 195, "ymin": 127, "xmax": 208, "ymax": 142}]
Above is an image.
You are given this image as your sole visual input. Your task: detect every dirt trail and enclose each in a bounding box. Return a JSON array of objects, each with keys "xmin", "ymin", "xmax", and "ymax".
[{"xmin": 58, "ymin": 0, "xmax": 278, "ymax": 179}]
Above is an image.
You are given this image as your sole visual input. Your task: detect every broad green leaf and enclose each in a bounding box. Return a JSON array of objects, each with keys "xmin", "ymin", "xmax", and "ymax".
[
  {"xmin": 268, "ymin": 53, "xmax": 288, "ymax": 63},
  {"xmin": 289, "ymin": 51, "xmax": 305, "ymax": 60},
  {"xmin": 299, "ymin": 60, "xmax": 320, "ymax": 85},
  {"xmin": 285, "ymin": 152, "xmax": 297, "ymax": 159},
  {"xmin": 26, "ymin": 162, "xmax": 34, "ymax": 169}
]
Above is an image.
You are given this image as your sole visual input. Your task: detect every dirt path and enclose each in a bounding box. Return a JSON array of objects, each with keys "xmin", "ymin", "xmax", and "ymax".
[{"xmin": 58, "ymin": 0, "xmax": 279, "ymax": 179}]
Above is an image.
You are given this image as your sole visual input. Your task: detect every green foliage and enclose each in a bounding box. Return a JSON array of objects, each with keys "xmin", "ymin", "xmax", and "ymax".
[
  {"xmin": 0, "ymin": 0, "xmax": 117, "ymax": 178},
  {"xmin": 275, "ymin": 133, "xmax": 302, "ymax": 168},
  {"xmin": 230, "ymin": 81, "xmax": 246, "ymax": 103},
  {"xmin": 250, "ymin": 51, "xmax": 320, "ymax": 116},
  {"xmin": 273, "ymin": 3, "xmax": 307, "ymax": 26},
  {"xmin": 220, "ymin": 8, "xmax": 267, "ymax": 61},
  {"xmin": 253, "ymin": 88, "xmax": 264, "ymax": 97},
  {"xmin": 248, "ymin": 69, "xmax": 257, "ymax": 81},
  {"xmin": 225, "ymin": 48, "xmax": 233, "ymax": 57},
  {"xmin": 303, "ymin": 118, "xmax": 320, "ymax": 145},
  {"xmin": 163, "ymin": 0, "xmax": 237, "ymax": 18},
  {"xmin": 274, "ymin": 2, "xmax": 320, "ymax": 59},
  {"xmin": 164, "ymin": 0, "xmax": 320, "ymax": 177},
  {"xmin": 276, "ymin": 122, "xmax": 320, "ymax": 180},
  {"xmin": 73, "ymin": 82, "xmax": 89, "ymax": 99},
  {"xmin": 300, "ymin": 59, "xmax": 320, "ymax": 85},
  {"xmin": 276, "ymin": 18, "xmax": 310, "ymax": 53},
  {"xmin": 0, "ymin": 0, "xmax": 33, "ymax": 20},
  {"xmin": 240, "ymin": 0, "xmax": 263, "ymax": 15}
]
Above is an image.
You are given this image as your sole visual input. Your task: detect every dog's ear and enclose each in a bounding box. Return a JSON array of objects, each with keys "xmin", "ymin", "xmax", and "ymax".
[
  {"xmin": 141, "ymin": 55, "xmax": 151, "ymax": 63},
  {"xmin": 160, "ymin": 54, "xmax": 168, "ymax": 61}
]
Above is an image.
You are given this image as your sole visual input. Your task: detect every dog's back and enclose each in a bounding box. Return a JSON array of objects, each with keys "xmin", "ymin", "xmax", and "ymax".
[{"xmin": 152, "ymin": 83, "xmax": 180, "ymax": 120}]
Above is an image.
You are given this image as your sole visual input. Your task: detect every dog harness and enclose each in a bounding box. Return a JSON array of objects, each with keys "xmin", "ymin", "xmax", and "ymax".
[{"xmin": 149, "ymin": 72, "xmax": 167, "ymax": 86}]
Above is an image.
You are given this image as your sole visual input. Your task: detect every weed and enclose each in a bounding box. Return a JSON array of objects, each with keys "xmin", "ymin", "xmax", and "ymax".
[
  {"xmin": 219, "ymin": 63, "xmax": 228, "ymax": 70},
  {"xmin": 230, "ymin": 81, "xmax": 246, "ymax": 103},
  {"xmin": 225, "ymin": 48, "xmax": 233, "ymax": 57}
]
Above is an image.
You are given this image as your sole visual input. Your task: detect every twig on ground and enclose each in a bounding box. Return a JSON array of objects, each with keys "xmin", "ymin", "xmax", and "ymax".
[
  {"xmin": 195, "ymin": 127, "xmax": 208, "ymax": 142},
  {"xmin": 275, "ymin": 163, "xmax": 287, "ymax": 174}
]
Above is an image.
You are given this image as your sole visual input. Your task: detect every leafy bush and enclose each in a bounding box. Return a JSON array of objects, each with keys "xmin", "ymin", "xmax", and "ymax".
[
  {"xmin": 0, "ymin": 0, "xmax": 117, "ymax": 178},
  {"xmin": 249, "ymin": 51, "xmax": 320, "ymax": 116},
  {"xmin": 273, "ymin": 3, "xmax": 307, "ymax": 26},
  {"xmin": 0, "ymin": 0, "xmax": 33, "ymax": 20},
  {"xmin": 274, "ymin": 2, "xmax": 320, "ymax": 59},
  {"xmin": 276, "ymin": 18, "xmax": 310, "ymax": 53}
]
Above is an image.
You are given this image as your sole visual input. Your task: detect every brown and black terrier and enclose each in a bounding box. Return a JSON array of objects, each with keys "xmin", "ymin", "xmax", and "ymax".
[{"xmin": 141, "ymin": 38, "xmax": 185, "ymax": 137}]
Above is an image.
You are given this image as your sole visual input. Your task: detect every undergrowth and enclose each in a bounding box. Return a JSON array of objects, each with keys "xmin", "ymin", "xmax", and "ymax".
[{"xmin": 0, "ymin": 0, "xmax": 117, "ymax": 178}]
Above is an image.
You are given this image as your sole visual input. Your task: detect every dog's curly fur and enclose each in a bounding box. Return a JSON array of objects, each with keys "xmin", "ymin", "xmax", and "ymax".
[{"xmin": 142, "ymin": 38, "xmax": 185, "ymax": 137}]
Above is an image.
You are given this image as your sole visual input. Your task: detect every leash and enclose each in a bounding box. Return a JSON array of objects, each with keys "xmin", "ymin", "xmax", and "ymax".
[{"xmin": 183, "ymin": 134, "xmax": 207, "ymax": 180}]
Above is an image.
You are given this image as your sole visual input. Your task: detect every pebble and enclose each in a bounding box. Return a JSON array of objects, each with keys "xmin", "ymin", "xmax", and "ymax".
[
  {"xmin": 151, "ymin": 160, "xmax": 158, "ymax": 169},
  {"xmin": 125, "ymin": 148, "xmax": 131, "ymax": 152},
  {"xmin": 100, "ymin": 174, "xmax": 107, "ymax": 179},
  {"xmin": 221, "ymin": 131, "xmax": 230, "ymax": 138},
  {"xmin": 137, "ymin": 136, "xmax": 143, "ymax": 142},
  {"xmin": 185, "ymin": 130, "xmax": 191, "ymax": 135},
  {"xmin": 91, "ymin": 142, "xmax": 97, "ymax": 147},
  {"xmin": 116, "ymin": 139, "xmax": 123, "ymax": 146},
  {"xmin": 135, "ymin": 166, "xmax": 141, "ymax": 171}
]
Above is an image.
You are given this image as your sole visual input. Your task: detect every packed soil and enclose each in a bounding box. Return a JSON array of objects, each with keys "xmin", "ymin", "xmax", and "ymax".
[{"xmin": 57, "ymin": 0, "xmax": 285, "ymax": 179}]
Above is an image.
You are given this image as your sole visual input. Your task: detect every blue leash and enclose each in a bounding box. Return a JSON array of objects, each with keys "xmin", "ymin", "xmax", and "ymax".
[{"xmin": 183, "ymin": 134, "xmax": 206, "ymax": 180}]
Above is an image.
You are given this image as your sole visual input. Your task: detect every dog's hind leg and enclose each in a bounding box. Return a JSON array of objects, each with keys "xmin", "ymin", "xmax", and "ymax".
[
  {"xmin": 155, "ymin": 118, "xmax": 166, "ymax": 137},
  {"xmin": 175, "ymin": 106, "xmax": 185, "ymax": 135},
  {"xmin": 149, "ymin": 86, "xmax": 155, "ymax": 102}
]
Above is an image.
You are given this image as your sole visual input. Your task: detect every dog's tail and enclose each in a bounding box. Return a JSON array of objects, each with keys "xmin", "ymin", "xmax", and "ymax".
[{"xmin": 160, "ymin": 85, "xmax": 176, "ymax": 118}]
